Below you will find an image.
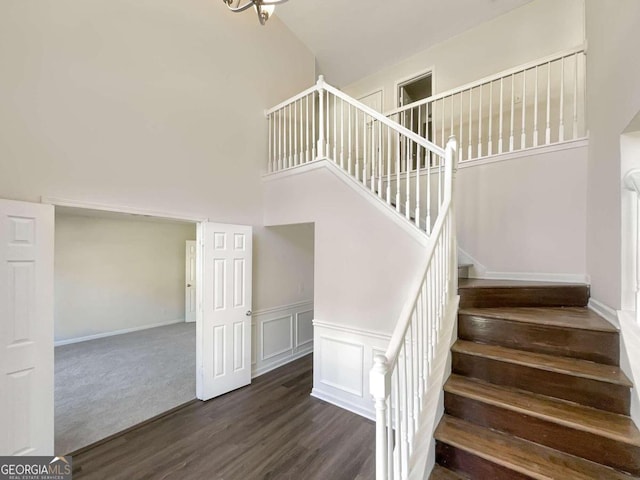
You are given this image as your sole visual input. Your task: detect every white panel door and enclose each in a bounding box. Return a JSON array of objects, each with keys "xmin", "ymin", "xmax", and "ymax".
[
  {"xmin": 185, "ymin": 240, "xmax": 197, "ymax": 323},
  {"xmin": 197, "ymin": 222, "xmax": 252, "ymax": 401},
  {"xmin": 0, "ymin": 199, "xmax": 54, "ymax": 455}
]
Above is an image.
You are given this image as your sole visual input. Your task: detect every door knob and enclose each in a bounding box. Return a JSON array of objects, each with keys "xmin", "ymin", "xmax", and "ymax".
[
  {"xmin": 187, "ymin": 284, "xmax": 192, "ymax": 287},
  {"xmin": 245, "ymin": 310, "xmax": 252, "ymax": 316}
]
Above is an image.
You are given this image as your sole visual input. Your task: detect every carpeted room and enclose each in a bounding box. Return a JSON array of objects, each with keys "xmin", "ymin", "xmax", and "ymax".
[{"xmin": 54, "ymin": 207, "xmax": 197, "ymax": 454}]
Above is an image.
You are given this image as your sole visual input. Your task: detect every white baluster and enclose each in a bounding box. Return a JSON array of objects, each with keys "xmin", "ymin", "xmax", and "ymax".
[
  {"xmin": 312, "ymin": 90, "xmax": 317, "ymax": 159},
  {"xmin": 306, "ymin": 94, "xmax": 310, "ymax": 162},
  {"xmin": 480, "ymin": 85, "xmax": 484, "ymax": 158},
  {"xmin": 386, "ymin": 397, "xmax": 393, "ymax": 480},
  {"xmin": 490, "ymin": 81, "xmax": 493, "ymax": 156},
  {"xmin": 348, "ymin": 104, "xmax": 352, "ymax": 175},
  {"xmin": 363, "ymin": 113, "xmax": 367, "ymax": 187},
  {"xmin": 441, "ymin": 98, "xmax": 445, "ymax": 148},
  {"xmin": 534, "ymin": 66, "xmax": 539, "ymax": 147},
  {"xmin": 405, "ymin": 133, "xmax": 411, "ymax": 220},
  {"xmin": 300, "ymin": 99, "xmax": 304, "ymax": 163},
  {"xmin": 467, "ymin": 90, "xmax": 473, "ymax": 160},
  {"xmin": 294, "ymin": 100, "xmax": 298, "ymax": 165},
  {"xmin": 326, "ymin": 91, "xmax": 330, "ymax": 154},
  {"xmin": 510, "ymin": 74, "xmax": 515, "ymax": 151},
  {"xmin": 400, "ymin": 345, "xmax": 409, "ymax": 478},
  {"xmin": 396, "ymin": 129, "xmax": 401, "ymax": 212},
  {"xmin": 289, "ymin": 103, "xmax": 293, "ymax": 167},
  {"xmin": 387, "ymin": 127, "xmax": 391, "ymax": 204},
  {"xmin": 521, "ymin": 70, "xmax": 527, "ymax": 149},
  {"xmin": 268, "ymin": 114, "xmax": 272, "ymax": 172},
  {"xmin": 355, "ymin": 109, "xmax": 360, "ymax": 182},
  {"xmin": 371, "ymin": 118, "xmax": 376, "ymax": 194},
  {"xmin": 370, "ymin": 355, "xmax": 389, "ymax": 480},
  {"xmin": 546, "ymin": 61, "xmax": 551, "ymax": 144},
  {"xmin": 498, "ymin": 77, "xmax": 504, "ymax": 154},
  {"xmin": 458, "ymin": 93, "xmax": 463, "ymax": 163},
  {"xmin": 415, "ymin": 121, "xmax": 421, "ymax": 228},
  {"xmin": 426, "ymin": 139, "xmax": 432, "ymax": 235},
  {"xmin": 333, "ymin": 94, "xmax": 337, "ymax": 160},
  {"xmin": 412, "ymin": 310, "xmax": 420, "ymax": 428},
  {"xmin": 573, "ymin": 52, "xmax": 579, "ymax": 140},
  {"xmin": 317, "ymin": 77, "xmax": 325, "ymax": 158},
  {"xmin": 392, "ymin": 372, "xmax": 401, "ymax": 479},
  {"xmin": 378, "ymin": 121, "xmax": 382, "ymax": 197},
  {"xmin": 340, "ymin": 98, "xmax": 344, "ymax": 169},
  {"xmin": 279, "ymin": 110, "xmax": 283, "ymax": 170},
  {"xmin": 559, "ymin": 56, "xmax": 565, "ymax": 143}
]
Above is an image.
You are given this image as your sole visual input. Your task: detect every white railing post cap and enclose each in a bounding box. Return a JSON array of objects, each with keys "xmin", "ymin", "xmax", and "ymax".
[{"xmin": 317, "ymin": 75, "xmax": 325, "ymax": 87}]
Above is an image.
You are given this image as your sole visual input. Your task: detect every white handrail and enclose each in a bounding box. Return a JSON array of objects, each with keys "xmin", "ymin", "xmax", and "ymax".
[
  {"xmin": 323, "ymin": 81, "xmax": 445, "ymax": 158},
  {"xmin": 370, "ymin": 137, "xmax": 457, "ymax": 480},
  {"xmin": 266, "ymin": 76, "xmax": 450, "ymax": 234},
  {"xmin": 386, "ymin": 46, "xmax": 586, "ymax": 165},
  {"xmin": 386, "ymin": 44, "xmax": 586, "ymax": 117}
]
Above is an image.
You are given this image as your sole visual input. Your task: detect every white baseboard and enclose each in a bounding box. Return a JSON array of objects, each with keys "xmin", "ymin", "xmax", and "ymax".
[
  {"xmin": 457, "ymin": 247, "xmax": 590, "ymax": 284},
  {"xmin": 253, "ymin": 347, "xmax": 313, "ymax": 378},
  {"xmin": 251, "ymin": 301, "xmax": 314, "ymax": 378},
  {"xmin": 54, "ymin": 318, "xmax": 186, "ymax": 346},
  {"xmin": 311, "ymin": 388, "xmax": 375, "ymax": 421},
  {"xmin": 588, "ymin": 298, "xmax": 619, "ymax": 327},
  {"xmin": 478, "ymin": 271, "xmax": 590, "ymax": 284}
]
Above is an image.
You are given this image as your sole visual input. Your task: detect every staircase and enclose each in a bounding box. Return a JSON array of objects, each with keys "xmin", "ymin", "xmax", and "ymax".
[{"xmin": 431, "ymin": 279, "xmax": 640, "ymax": 479}]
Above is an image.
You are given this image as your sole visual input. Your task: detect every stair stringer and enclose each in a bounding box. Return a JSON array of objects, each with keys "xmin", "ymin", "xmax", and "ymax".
[{"xmin": 263, "ymin": 159, "xmax": 433, "ymax": 418}]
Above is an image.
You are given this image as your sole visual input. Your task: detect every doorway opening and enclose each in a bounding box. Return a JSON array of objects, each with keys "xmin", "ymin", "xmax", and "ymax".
[
  {"xmin": 398, "ymin": 71, "xmax": 433, "ymax": 170},
  {"xmin": 53, "ymin": 206, "xmax": 198, "ymax": 454}
]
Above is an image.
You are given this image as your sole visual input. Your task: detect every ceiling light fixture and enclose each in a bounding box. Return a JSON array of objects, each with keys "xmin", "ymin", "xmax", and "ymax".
[{"xmin": 222, "ymin": 0, "xmax": 288, "ymax": 25}]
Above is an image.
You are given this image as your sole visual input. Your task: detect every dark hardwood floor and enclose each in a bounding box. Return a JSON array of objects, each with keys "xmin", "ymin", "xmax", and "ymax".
[{"xmin": 72, "ymin": 354, "xmax": 374, "ymax": 480}]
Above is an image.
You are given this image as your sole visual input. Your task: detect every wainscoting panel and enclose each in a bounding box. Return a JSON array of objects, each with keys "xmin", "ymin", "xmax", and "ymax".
[
  {"xmin": 251, "ymin": 301, "xmax": 314, "ymax": 378},
  {"xmin": 311, "ymin": 320, "xmax": 391, "ymax": 420}
]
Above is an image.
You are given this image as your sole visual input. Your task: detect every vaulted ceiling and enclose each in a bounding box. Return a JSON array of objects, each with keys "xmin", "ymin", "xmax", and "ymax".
[{"xmin": 275, "ymin": 0, "xmax": 534, "ymax": 87}]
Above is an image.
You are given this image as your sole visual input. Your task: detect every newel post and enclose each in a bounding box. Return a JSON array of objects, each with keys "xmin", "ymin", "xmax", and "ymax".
[
  {"xmin": 370, "ymin": 354, "xmax": 390, "ymax": 480},
  {"xmin": 446, "ymin": 136, "xmax": 459, "ymax": 295},
  {"xmin": 317, "ymin": 75, "xmax": 326, "ymax": 159}
]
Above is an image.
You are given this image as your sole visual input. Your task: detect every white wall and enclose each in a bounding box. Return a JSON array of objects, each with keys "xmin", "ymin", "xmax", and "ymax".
[
  {"xmin": 585, "ymin": 0, "xmax": 640, "ymax": 310},
  {"xmin": 253, "ymin": 224, "xmax": 314, "ymax": 308},
  {"xmin": 0, "ymin": 0, "xmax": 316, "ymax": 314},
  {"xmin": 456, "ymin": 145, "xmax": 588, "ymax": 280},
  {"xmin": 54, "ymin": 213, "xmax": 196, "ymax": 342},
  {"xmin": 336, "ymin": 0, "xmax": 588, "ymax": 281},
  {"xmin": 342, "ymin": 0, "xmax": 585, "ymax": 113},
  {"xmin": 264, "ymin": 162, "xmax": 426, "ymax": 334}
]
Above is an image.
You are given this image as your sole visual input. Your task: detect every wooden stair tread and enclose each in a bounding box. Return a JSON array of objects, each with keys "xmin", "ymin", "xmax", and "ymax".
[
  {"xmin": 430, "ymin": 464, "xmax": 469, "ymax": 479},
  {"xmin": 458, "ymin": 307, "xmax": 618, "ymax": 332},
  {"xmin": 459, "ymin": 279, "xmax": 588, "ymax": 289},
  {"xmin": 452, "ymin": 340, "xmax": 632, "ymax": 387},
  {"xmin": 445, "ymin": 374, "xmax": 640, "ymax": 446},
  {"xmin": 435, "ymin": 415, "xmax": 638, "ymax": 480}
]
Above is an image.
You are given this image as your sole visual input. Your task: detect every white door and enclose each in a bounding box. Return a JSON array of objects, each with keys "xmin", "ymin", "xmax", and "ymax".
[
  {"xmin": 185, "ymin": 240, "xmax": 197, "ymax": 323},
  {"xmin": 196, "ymin": 222, "xmax": 252, "ymax": 401},
  {"xmin": 0, "ymin": 199, "xmax": 54, "ymax": 455}
]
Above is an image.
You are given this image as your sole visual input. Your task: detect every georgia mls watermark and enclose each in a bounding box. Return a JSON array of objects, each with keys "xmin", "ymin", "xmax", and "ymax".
[{"xmin": 0, "ymin": 457, "xmax": 72, "ymax": 480}]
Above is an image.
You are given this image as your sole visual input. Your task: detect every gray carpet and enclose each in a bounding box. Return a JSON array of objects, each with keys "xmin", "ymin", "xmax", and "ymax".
[{"xmin": 55, "ymin": 322, "xmax": 196, "ymax": 454}]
